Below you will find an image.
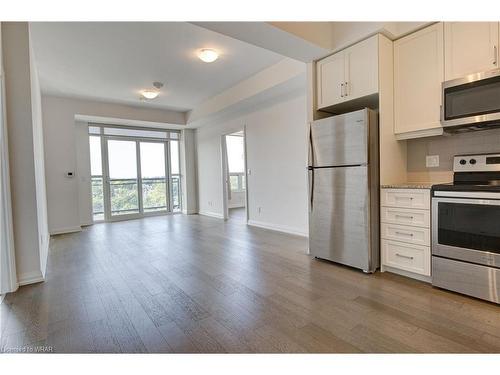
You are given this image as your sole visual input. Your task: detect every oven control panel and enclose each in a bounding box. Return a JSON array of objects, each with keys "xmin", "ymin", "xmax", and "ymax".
[{"xmin": 453, "ymin": 153, "xmax": 500, "ymax": 172}]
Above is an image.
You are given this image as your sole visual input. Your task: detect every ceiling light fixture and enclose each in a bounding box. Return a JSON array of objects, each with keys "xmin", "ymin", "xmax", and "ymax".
[
  {"xmin": 198, "ymin": 48, "xmax": 219, "ymax": 63},
  {"xmin": 140, "ymin": 82, "xmax": 164, "ymax": 100},
  {"xmin": 141, "ymin": 90, "xmax": 159, "ymax": 100}
]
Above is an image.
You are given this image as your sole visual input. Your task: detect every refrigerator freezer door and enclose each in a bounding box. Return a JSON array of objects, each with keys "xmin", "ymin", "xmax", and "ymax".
[
  {"xmin": 310, "ymin": 109, "xmax": 369, "ymax": 168},
  {"xmin": 309, "ymin": 166, "xmax": 373, "ymax": 271}
]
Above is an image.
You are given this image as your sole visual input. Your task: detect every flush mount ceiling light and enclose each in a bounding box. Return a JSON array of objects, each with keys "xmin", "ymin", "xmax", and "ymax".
[
  {"xmin": 141, "ymin": 90, "xmax": 159, "ymax": 100},
  {"xmin": 140, "ymin": 82, "xmax": 164, "ymax": 100},
  {"xmin": 198, "ymin": 48, "xmax": 219, "ymax": 63}
]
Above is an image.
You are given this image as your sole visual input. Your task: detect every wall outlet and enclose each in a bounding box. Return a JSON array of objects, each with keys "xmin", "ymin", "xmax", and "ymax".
[{"xmin": 426, "ymin": 155, "xmax": 440, "ymax": 168}]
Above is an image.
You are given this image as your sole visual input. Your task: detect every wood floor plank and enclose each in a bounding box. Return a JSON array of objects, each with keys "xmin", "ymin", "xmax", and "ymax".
[{"xmin": 3, "ymin": 211, "xmax": 499, "ymax": 353}]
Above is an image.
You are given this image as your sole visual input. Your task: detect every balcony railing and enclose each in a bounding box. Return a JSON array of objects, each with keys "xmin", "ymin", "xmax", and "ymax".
[{"xmin": 91, "ymin": 175, "xmax": 181, "ymax": 216}]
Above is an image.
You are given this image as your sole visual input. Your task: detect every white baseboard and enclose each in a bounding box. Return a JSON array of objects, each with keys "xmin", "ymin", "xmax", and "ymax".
[
  {"xmin": 17, "ymin": 270, "xmax": 45, "ymax": 286},
  {"xmin": 381, "ymin": 265, "xmax": 432, "ymax": 283},
  {"xmin": 247, "ymin": 219, "xmax": 308, "ymax": 237},
  {"xmin": 50, "ymin": 226, "xmax": 82, "ymax": 235},
  {"xmin": 182, "ymin": 209, "xmax": 198, "ymax": 215},
  {"xmin": 198, "ymin": 211, "xmax": 225, "ymax": 219},
  {"xmin": 228, "ymin": 204, "xmax": 245, "ymax": 209}
]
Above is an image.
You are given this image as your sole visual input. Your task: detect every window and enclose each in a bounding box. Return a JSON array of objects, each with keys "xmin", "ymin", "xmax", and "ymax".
[
  {"xmin": 226, "ymin": 135, "xmax": 245, "ymax": 173},
  {"xmin": 140, "ymin": 142, "xmax": 167, "ymax": 213},
  {"xmin": 88, "ymin": 125, "xmax": 181, "ymax": 220},
  {"xmin": 226, "ymin": 134, "xmax": 245, "ymax": 192}
]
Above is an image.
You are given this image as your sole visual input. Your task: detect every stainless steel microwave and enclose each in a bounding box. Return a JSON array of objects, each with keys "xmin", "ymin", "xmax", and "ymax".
[{"xmin": 441, "ymin": 69, "xmax": 500, "ymax": 131}]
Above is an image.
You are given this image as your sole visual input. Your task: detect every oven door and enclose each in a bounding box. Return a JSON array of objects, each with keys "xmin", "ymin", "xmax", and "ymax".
[
  {"xmin": 432, "ymin": 193, "xmax": 500, "ymax": 268},
  {"xmin": 441, "ymin": 69, "xmax": 500, "ymax": 129}
]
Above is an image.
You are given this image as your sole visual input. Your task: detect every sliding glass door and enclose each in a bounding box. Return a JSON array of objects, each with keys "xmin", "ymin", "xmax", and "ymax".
[
  {"xmin": 140, "ymin": 141, "xmax": 168, "ymax": 213},
  {"xmin": 89, "ymin": 125, "xmax": 181, "ymax": 222},
  {"xmin": 107, "ymin": 139, "xmax": 140, "ymax": 218}
]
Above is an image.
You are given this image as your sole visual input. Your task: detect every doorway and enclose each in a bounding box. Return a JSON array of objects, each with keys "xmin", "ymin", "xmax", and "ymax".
[
  {"xmin": 88, "ymin": 125, "xmax": 181, "ymax": 222},
  {"xmin": 222, "ymin": 129, "xmax": 247, "ymax": 222}
]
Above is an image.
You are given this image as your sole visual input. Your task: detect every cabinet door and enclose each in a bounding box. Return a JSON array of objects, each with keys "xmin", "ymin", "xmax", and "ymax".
[
  {"xmin": 394, "ymin": 23, "xmax": 444, "ymax": 137},
  {"xmin": 444, "ymin": 22, "xmax": 499, "ymax": 81},
  {"xmin": 344, "ymin": 35, "xmax": 379, "ymax": 100},
  {"xmin": 316, "ymin": 51, "xmax": 345, "ymax": 109}
]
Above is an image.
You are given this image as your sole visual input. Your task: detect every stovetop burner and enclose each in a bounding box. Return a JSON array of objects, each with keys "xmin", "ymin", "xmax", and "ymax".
[{"xmin": 432, "ymin": 153, "xmax": 500, "ymax": 193}]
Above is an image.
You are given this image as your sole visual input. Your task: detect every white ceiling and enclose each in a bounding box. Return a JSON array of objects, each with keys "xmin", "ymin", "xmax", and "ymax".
[{"xmin": 29, "ymin": 22, "xmax": 285, "ymax": 112}]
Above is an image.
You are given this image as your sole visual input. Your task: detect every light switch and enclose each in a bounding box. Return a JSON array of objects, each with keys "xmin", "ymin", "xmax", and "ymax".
[{"xmin": 426, "ymin": 155, "xmax": 439, "ymax": 168}]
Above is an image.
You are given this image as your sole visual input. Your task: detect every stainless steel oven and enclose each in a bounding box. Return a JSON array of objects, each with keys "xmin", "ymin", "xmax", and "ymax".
[
  {"xmin": 432, "ymin": 154, "xmax": 500, "ymax": 304},
  {"xmin": 441, "ymin": 69, "xmax": 500, "ymax": 132}
]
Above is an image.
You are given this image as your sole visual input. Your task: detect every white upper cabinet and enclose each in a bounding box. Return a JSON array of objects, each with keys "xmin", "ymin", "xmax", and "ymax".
[
  {"xmin": 344, "ymin": 36, "xmax": 379, "ymax": 100},
  {"xmin": 444, "ymin": 22, "xmax": 499, "ymax": 81},
  {"xmin": 316, "ymin": 35, "xmax": 379, "ymax": 110},
  {"xmin": 316, "ymin": 51, "xmax": 345, "ymax": 108},
  {"xmin": 394, "ymin": 23, "xmax": 444, "ymax": 139}
]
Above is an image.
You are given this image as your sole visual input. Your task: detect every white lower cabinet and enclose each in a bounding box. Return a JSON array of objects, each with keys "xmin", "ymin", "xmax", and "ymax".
[
  {"xmin": 381, "ymin": 206, "xmax": 430, "ymax": 228},
  {"xmin": 381, "ymin": 223, "xmax": 430, "ymax": 247},
  {"xmin": 382, "ymin": 240, "xmax": 431, "ymax": 276},
  {"xmin": 380, "ymin": 188, "xmax": 431, "ymax": 280}
]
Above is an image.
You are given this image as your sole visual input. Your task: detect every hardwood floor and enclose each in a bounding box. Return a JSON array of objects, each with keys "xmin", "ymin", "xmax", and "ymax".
[
  {"xmin": 1, "ymin": 213, "xmax": 499, "ymax": 353},
  {"xmin": 229, "ymin": 207, "xmax": 245, "ymax": 221}
]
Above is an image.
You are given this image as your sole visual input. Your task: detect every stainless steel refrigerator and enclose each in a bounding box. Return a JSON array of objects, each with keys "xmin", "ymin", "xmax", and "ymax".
[{"xmin": 308, "ymin": 108, "xmax": 379, "ymax": 273}]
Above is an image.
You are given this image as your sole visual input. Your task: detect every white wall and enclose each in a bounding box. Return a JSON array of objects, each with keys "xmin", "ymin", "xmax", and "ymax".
[
  {"xmin": 228, "ymin": 191, "xmax": 245, "ymax": 209},
  {"xmin": 197, "ymin": 93, "xmax": 308, "ymax": 236},
  {"xmin": 330, "ymin": 22, "xmax": 430, "ymax": 52},
  {"xmin": 29, "ymin": 26, "xmax": 49, "ymax": 276},
  {"xmin": 75, "ymin": 120, "xmax": 92, "ymax": 226},
  {"xmin": 2, "ymin": 22, "xmax": 48, "ymax": 285},
  {"xmin": 180, "ymin": 129, "xmax": 198, "ymax": 215},
  {"xmin": 0, "ymin": 22, "xmax": 19, "ymax": 294},
  {"xmin": 41, "ymin": 95, "xmax": 193, "ymax": 233}
]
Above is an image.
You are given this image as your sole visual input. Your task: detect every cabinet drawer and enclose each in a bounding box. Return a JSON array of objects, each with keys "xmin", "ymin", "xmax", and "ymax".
[
  {"xmin": 382, "ymin": 239, "xmax": 431, "ymax": 276},
  {"xmin": 381, "ymin": 223, "xmax": 430, "ymax": 246},
  {"xmin": 381, "ymin": 207, "xmax": 430, "ymax": 228},
  {"xmin": 381, "ymin": 188, "xmax": 430, "ymax": 209}
]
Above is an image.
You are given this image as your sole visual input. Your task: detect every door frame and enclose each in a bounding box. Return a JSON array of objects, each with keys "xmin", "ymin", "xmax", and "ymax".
[
  {"xmin": 101, "ymin": 135, "xmax": 172, "ymax": 222},
  {"xmin": 221, "ymin": 127, "xmax": 248, "ymax": 222}
]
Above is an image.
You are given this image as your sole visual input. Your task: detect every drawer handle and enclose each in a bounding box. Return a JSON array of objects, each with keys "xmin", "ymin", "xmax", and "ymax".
[
  {"xmin": 396, "ymin": 196, "xmax": 413, "ymax": 200},
  {"xmin": 396, "ymin": 253, "xmax": 414, "ymax": 260},
  {"xmin": 395, "ymin": 214, "xmax": 414, "ymax": 219},
  {"xmin": 395, "ymin": 231, "xmax": 414, "ymax": 237}
]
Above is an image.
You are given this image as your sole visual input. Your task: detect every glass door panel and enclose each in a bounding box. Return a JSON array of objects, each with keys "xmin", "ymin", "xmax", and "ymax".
[
  {"xmin": 140, "ymin": 141, "xmax": 168, "ymax": 213},
  {"xmin": 170, "ymin": 140, "xmax": 181, "ymax": 211},
  {"xmin": 107, "ymin": 139, "xmax": 139, "ymax": 217},
  {"xmin": 89, "ymin": 136, "xmax": 104, "ymax": 221}
]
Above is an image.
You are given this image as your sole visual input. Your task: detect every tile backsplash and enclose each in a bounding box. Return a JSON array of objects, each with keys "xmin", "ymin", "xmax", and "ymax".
[{"xmin": 406, "ymin": 128, "xmax": 500, "ymax": 183}]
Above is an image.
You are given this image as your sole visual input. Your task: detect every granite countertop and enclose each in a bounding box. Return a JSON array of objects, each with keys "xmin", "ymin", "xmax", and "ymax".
[{"xmin": 381, "ymin": 183, "xmax": 433, "ymax": 190}]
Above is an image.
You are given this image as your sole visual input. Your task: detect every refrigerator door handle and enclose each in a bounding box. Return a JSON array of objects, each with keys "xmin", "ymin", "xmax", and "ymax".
[
  {"xmin": 308, "ymin": 123, "xmax": 314, "ymax": 167},
  {"xmin": 308, "ymin": 124, "xmax": 315, "ymax": 210},
  {"xmin": 308, "ymin": 167, "xmax": 314, "ymax": 211}
]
